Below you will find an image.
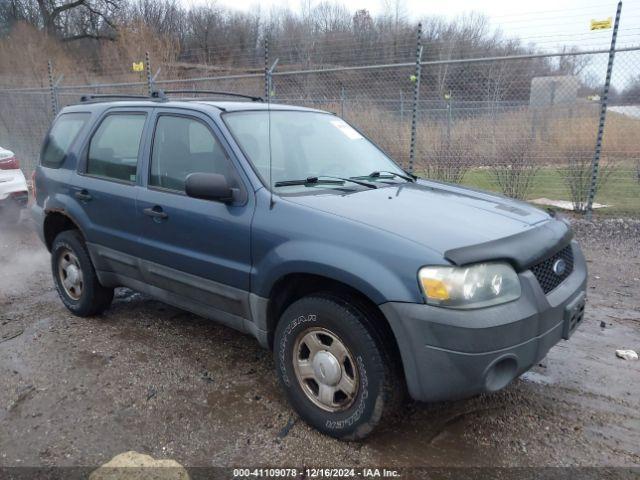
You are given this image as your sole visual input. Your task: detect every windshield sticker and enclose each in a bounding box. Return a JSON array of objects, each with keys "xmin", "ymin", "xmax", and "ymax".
[{"xmin": 331, "ymin": 120, "xmax": 363, "ymax": 140}]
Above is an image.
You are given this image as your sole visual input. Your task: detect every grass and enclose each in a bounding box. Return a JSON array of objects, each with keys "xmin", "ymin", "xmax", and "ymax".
[{"xmin": 456, "ymin": 166, "xmax": 640, "ymax": 217}]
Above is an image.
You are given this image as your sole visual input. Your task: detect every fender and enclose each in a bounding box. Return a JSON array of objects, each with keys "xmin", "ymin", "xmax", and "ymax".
[
  {"xmin": 43, "ymin": 191, "xmax": 94, "ymax": 241},
  {"xmin": 251, "ymin": 239, "xmax": 420, "ymax": 305}
]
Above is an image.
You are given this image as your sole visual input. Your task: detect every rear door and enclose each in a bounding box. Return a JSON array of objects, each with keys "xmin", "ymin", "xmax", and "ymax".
[
  {"xmin": 136, "ymin": 108, "xmax": 254, "ymax": 325},
  {"xmin": 72, "ymin": 108, "xmax": 152, "ymax": 278}
]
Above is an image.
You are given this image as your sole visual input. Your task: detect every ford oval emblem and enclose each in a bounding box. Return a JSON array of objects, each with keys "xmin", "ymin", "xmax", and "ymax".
[{"xmin": 553, "ymin": 259, "xmax": 567, "ymax": 276}]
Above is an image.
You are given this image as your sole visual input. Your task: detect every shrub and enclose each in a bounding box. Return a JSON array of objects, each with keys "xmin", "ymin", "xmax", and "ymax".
[
  {"xmin": 558, "ymin": 144, "xmax": 615, "ymax": 212},
  {"xmin": 423, "ymin": 133, "xmax": 479, "ymax": 184},
  {"xmin": 488, "ymin": 133, "xmax": 539, "ymax": 200}
]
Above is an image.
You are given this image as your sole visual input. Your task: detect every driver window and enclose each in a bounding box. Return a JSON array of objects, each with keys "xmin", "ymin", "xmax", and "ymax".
[{"xmin": 150, "ymin": 115, "xmax": 233, "ymax": 192}]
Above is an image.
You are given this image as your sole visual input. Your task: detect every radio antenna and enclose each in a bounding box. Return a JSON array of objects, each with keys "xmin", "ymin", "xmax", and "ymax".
[{"xmin": 266, "ymin": 54, "xmax": 279, "ymax": 210}]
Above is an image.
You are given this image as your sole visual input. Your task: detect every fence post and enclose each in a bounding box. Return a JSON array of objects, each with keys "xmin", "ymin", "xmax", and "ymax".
[
  {"xmin": 144, "ymin": 51, "xmax": 153, "ymax": 96},
  {"xmin": 408, "ymin": 22, "xmax": 423, "ymax": 174},
  {"xmin": 47, "ymin": 60, "xmax": 58, "ymax": 117},
  {"xmin": 586, "ymin": 0, "xmax": 622, "ymax": 218},
  {"xmin": 264, "ymin": 37, "xmax": 269, "ymax": 100}
]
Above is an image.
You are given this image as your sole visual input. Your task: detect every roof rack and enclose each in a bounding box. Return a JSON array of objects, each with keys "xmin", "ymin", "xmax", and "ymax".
[{"xmin": 157, "ymin": 89, "xmax": 264, "ymax": 102}]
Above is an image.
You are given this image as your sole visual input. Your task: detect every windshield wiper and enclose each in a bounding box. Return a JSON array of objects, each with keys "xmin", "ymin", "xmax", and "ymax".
[
  {"xmin": 363, "ymin": 171, "xmax": 416, "ymax": 182},
  {"xmin": 274, "ymin": 175, "xmax": 377, "ymax": 189}
]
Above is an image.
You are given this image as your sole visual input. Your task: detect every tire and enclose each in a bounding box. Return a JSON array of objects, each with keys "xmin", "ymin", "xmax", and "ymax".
[
  {"xmin": 274, "ymin": 294, "xmax": 402, "ymax": 440},
  {"xmin": 51, "ymin": 230, "xmax": 114, "ymax": 316}
]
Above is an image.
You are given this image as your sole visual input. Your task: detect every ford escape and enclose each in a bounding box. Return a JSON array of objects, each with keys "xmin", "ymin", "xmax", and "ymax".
[{"xmin": 32, "ymin": 94, "xmax": 587, "ymax": 440}]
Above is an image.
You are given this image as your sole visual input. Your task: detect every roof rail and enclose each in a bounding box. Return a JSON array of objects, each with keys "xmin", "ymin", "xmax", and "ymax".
[
  {"xmin": 157, "ymin": 89, "xmax": 264, "ymax": 102},
  {"xmin": 77, "ymin": 90, "xmax": 262, "ymax": 104},
  {"xmin": 79, "ymin": 93, "xmax": 158, "ymax": 103}
]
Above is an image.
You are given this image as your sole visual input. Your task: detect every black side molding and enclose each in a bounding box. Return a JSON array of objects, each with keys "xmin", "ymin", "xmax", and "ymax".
[{"xmin": 444, "ymin": 219, "xmax": 573, "ymax": 271}]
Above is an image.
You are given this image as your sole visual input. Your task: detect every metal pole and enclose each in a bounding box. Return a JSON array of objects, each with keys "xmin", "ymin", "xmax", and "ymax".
[
  {"xmin": 47, "ymin": 60, "xmax": 58, "ymax": 117},
  {"xmin": 264, "ymin": 37, "xmax": 269, "ymax": 100},
  {"xmin": 144, "ymin": 51, "xmax": 153, "ymax": 96},
  {"xmin": 586, "ymin": 0, "xmax": 622, "ymax": 218},
  {"xmin": 408, "ymin": 22, "xmax": 423, "ymax": 173},
  {"xmin": 340, "ymin": 85, "xmax": 346, "ymax": 118},
  {"xmin": 399, "ymin": 90, "xmax": 404, "ymax": 123}
]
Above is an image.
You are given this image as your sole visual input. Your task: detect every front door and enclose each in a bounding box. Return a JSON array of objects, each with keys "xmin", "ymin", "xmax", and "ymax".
[{"xmin": 136, "ymin": 109, "xmax": 254, "ymax": 326}]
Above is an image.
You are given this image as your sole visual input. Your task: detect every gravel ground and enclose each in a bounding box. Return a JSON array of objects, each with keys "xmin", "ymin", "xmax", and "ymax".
[{"xmin": 0, "ymin": 215, "xmax": 639, "ymax": 469}]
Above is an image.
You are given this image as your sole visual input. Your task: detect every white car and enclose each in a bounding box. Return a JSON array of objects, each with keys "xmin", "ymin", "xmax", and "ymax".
[{"xmin": 0, "ymin": 147, "xmax": 29, "ymax": 224}]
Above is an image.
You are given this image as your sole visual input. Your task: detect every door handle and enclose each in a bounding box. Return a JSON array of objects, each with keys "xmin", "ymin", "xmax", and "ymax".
[
  {"xmin": 143, "ymin": 206, "xmax": 168, "ymax": 220},
  {"xmin": 75, "ymin": 189, "xmax": 92, "ymax": 201}
]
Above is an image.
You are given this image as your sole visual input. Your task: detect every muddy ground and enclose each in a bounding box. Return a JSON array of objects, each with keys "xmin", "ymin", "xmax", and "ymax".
[{"xmin": 0, "ymin": 216, "xmax": 639, "ymax": 469}]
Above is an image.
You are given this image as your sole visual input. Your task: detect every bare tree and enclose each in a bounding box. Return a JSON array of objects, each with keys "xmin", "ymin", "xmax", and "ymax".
[
  {"xmin": 0, "ymin": 0, "xmax": 120, "ymax": 40},
  {"xmin": 38, "ymin": 0, "xmax": 120, "ymax": 40},
  {"xmin": 0, "ymin": 0, "xmax": 41, "ymax": 34},
  {"xmin": 618, "ymin": 75, "xmax": 640, "ymax": 104}
]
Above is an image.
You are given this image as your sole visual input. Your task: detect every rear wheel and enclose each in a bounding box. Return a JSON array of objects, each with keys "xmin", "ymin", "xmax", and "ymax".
[
  {"xmin": 51, "ymin": 230, "xmax": 113, "ymax": 316},
  {"xmin": 274, "ymin": 294, "xmax": 402, "ymax": 440}
]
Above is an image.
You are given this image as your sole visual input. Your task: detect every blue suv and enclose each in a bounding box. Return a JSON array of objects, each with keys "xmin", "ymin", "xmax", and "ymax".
[{"xmin": 32, "ymin": 94, "xmax": 587, "ymax": 440}]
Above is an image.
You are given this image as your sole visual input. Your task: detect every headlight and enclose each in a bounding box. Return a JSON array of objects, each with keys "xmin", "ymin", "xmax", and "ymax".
[{"xmin": 418, "ymin": 262, "xmax": 521, "ymax": 309}]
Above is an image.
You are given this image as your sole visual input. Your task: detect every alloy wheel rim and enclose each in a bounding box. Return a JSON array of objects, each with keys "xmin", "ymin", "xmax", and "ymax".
[
  {"xmin": 57, "ymin": 248, "xmax": 84, "ymax": 301},
  {"xmin": 293, "ymin": 327, "xmax": 359, "ymax": 412}
]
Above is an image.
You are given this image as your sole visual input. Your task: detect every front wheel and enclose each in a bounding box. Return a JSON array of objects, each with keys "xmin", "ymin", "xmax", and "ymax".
[
  {"xmin": 51, "ymin": 230, "xmax": 114, "ymax": 316},
  {"xmin": 274, "ymin": 295, "xmax": 402, "ymax": 440}
]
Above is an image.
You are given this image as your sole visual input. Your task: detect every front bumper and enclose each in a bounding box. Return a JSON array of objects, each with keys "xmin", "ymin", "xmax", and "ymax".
[{"xmin": 380, "ymin": 240, "xmax": 587, "ymax": 402}]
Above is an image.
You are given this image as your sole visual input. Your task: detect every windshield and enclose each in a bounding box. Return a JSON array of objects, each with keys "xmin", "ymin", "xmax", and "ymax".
[{"xmin": 223, "ymin": 110, "xmax": 406, "ymax": 193}]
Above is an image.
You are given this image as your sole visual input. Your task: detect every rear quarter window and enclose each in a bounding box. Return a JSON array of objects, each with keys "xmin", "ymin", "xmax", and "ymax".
[{"xmin": 41, "ymin": 113, "xmax": 90, "ymax": 168}]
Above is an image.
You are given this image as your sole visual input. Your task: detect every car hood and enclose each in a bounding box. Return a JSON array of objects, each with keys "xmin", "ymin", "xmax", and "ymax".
[{"xmin": 284, "ymin": 179, "xmax": 553, "ymax": 257}]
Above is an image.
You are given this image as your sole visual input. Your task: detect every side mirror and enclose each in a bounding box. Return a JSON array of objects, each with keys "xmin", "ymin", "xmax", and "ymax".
[{"xmin": 185, "ymin": 172, "xmax": 234, "ymax": 204}]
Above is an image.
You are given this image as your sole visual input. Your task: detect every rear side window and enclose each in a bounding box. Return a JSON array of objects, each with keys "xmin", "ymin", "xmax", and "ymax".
[
  {"xmin": 41, "ymin": 113, "xmax": 89, "ymax": 168},
  {"xmin": 87, "ymin": 114, "xmax": 146, "ymax": 182},
  {"xmin": 149, "ymin": 115, "xmax": 234, "ymax": 192}
]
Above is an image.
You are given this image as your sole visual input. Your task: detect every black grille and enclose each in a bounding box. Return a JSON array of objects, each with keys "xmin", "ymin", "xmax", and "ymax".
[{"xmin": 530, "ymin": 244, "xmax": 574, "ymax": 294}]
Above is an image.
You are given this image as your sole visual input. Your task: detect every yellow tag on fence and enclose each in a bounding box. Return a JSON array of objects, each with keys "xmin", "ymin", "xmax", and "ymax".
[
  {"xmin": 590, "ymin": 18, "xmax": 612, "ymax": 30},
  {"xmin": 132, "ymin": 62, "xmax": 144, "ymax": 72}
]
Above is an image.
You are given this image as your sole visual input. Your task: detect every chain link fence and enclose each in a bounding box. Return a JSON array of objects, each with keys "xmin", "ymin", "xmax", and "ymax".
[{"xmin": 1, "ymin": 28, "xmax": 639, "ymax": 216}]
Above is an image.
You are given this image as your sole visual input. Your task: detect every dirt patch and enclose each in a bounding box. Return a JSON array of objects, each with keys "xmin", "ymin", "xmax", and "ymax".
[{"xmin": 0, "ymin": 217, "xmax": 638, "ymax": 468}]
